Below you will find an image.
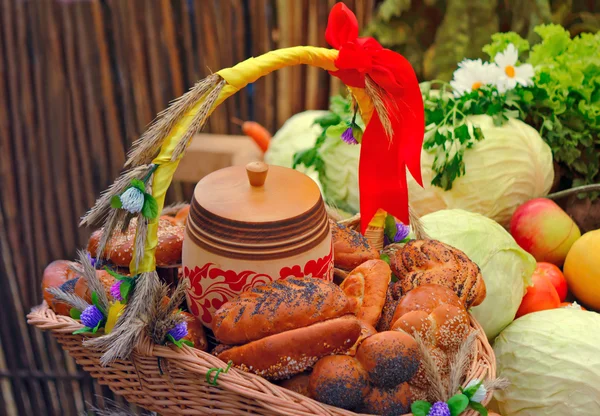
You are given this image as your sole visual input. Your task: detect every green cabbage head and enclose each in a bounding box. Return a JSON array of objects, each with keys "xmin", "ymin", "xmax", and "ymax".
[
  {"xmin": 409, "ymin": 115, "xmax": 554, "ymax": 227},
  {"xmin": 420, "ymin": 209, "xmax": 535, "ymax": 339},
  {"xmin": 494, "ymin": 309, "xmax": 600, "ymax": 415}
]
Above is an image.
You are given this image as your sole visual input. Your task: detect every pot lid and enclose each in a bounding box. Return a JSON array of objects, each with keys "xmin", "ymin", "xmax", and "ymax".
[{"xmin": 192, "ymin": 162, "xmax": 323, "ymax": 223}]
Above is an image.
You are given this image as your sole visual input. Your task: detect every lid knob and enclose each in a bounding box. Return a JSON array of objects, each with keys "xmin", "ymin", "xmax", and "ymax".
[{"xmin": 246, "ymin": 162, "xmax": 269, "ymax": 187}]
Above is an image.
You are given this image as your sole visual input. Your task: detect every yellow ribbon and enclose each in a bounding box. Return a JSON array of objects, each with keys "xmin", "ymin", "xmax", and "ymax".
[{"xmin": 130, "ymin": 46, "xmax": 379, "ymax": 273}]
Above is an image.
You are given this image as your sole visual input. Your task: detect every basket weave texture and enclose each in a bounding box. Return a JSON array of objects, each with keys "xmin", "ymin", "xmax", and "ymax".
[{"xmin": 27, "ymin": 302, "xmax": 496, "ymax": 416}]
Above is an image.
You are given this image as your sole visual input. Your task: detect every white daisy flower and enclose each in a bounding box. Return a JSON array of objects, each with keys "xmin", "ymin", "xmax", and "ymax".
[
  {"xmin": 465, "ymin": 379, "xmax": 488, "ymax": 403},
  {"xmin": 494, "ymin": 43, "xmax": 534, "ymax": 92},
  {"xmin": 450, "ymin": 59, "xmax": 499, "ymax": 97}
]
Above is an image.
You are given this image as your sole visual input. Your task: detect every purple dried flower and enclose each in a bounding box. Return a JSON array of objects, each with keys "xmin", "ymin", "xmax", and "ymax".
[
  {"xmin": 110, "ymin": 280, "xmax": 123, "ymax": 301},
  {"xmin": 87, "ymin": 252, "xmax": 97, "ymax": 268},
  {"xmin": 427, "ymin": 402, "xmax": 451, "ymax": 416},
  {"xmin": 80, "ymin": 305, "xmax": 104, "ymax": 328},
  {"xmin": 168, "ymin": 321, "xmax": 188, "ymax": 341},
  {"xmin": 341, "ymin": 127, "xmax": 358, "ymax": 145},
  {"xmin": 394, "ymin": 222, "xmax": 410, "ymax": 242}
]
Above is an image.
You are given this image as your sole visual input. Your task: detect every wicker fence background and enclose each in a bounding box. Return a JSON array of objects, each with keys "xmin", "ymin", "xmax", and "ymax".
[{"xmin": 0, "ymin": 0, "xmax": 376, "ymax": 414}]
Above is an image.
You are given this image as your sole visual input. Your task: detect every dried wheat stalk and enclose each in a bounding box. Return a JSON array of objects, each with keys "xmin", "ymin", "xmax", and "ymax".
[
  {"xmin": 80, "ymin": 165, "xmax": 155, "ymax": 228},
  {"xmin": 160, "ymin": 201, "xmax": 189, "ymax": 216},
  {"xmin": 413, "ymin": 332, "xmax": 447, "ymax": 402},
  {"xmin": 170, "ymin": 78, "xmax": 226, "ymax": 161},
  {"xmin": 365, "ymin": 75, "xmax": 393, "ymax": 140},
  {"xmin": 125, "ymin": 74, "xmax": 221, "ymax": 168},
  {"xmin": 409, "ymin": 205, "xmax": 430, "ymax": 240},
  {"xmin": 145, "ymin": 279, "xmax": 187, "ymax": 345},
  {"xmin": 448, "ymin": 330, "xmax": 478, "ymax": 396},
  {"xmin": 70, "ymin": 250, "xmax": 110, "ymax": 312},
  {"xmin": 84, "ymin": 271, "xmax": 160, "ymax": 366},
  {"xmin": 45, "ymin": 287, "xmax": 90, "ymax": 312}
]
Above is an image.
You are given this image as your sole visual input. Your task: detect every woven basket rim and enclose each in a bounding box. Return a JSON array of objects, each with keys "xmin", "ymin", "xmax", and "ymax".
[{"xmin": 27, "ymin": 301, "xmax": 496, "ymax": 416}]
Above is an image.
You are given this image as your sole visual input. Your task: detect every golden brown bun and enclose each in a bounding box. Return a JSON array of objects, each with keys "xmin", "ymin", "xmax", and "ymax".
[
  {"xmin": 361, "ymin": 383, "xmax": 413, "ymax": 416},
  {"xmin": 42, "ymin": 260, "xmax": 79, "ymax": 315},
  {"xmin": 391, "ymin": 239, "xmax": 486, "ymax": 308},
  {"xmin": 73, "ymin": 270, "xmax": 116, "ymax": 304},
  {"xmin": 391, "ymin": 310, "xmax": 433, "ymax": 343},
  {"xmin": 376, "ymin": 283, "xmax": 398, "ymax": 332},
  {"xmin": 429, "ymin": 304, "xmax": 471, "ymax": 351},
  {"xmin": 391, "ymin": 286, "xmax": 471, "ymax": 352},
  {"xmin": 355, "ymin": 331, "xmax": 420, "ymax": 388},
  {"xmin": 217, "ymin": 315, "xmax": 361, "ymax": 380},
  {"xmin": 331, "ymin": 220, "xmax": 379, "ymax": 271},
  {"xmin": 87, "ymin": 217, "xmax": 184, "ymax": 267},
  {"xmin": 341, "ymin": 260, "xmax": 391, "ymax": 327},
  {"xmin": 213, "ymin": 277, "xmax": 354, "ymax": 345},
  {"xmin": 308, "ymin": 355, "xmax": 369, "ymax": 410},
  {"xmin": 347, "ymin": 320, "xmax": 377, "ymax": 356},
  {"xmin": 280, "ymin": 372, "xmax": 311, "ymax": 398},
  {"xmin": 391, "ymin": 283, "xmax": 463, "ymax": 326},
  {"xmin": 181, "ymin": 312, "xmax": 208, "ymax": 352}
]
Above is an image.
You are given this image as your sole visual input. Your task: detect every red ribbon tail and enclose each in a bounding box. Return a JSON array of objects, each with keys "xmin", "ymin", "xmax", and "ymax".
[{"xmin": 359, "ymin": 112, "xmax": 409, "ymax": 234}]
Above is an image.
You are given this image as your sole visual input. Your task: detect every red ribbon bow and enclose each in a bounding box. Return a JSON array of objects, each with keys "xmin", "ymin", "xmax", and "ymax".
[{"xmin": 326, "ymin": 3, "xmax": 424, "ymax": 233}]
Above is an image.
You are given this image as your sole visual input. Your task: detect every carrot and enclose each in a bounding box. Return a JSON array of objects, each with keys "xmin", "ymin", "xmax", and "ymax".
[{"xmin": 231, "ymin": 117, "xmax": 272, "ymax": 153}]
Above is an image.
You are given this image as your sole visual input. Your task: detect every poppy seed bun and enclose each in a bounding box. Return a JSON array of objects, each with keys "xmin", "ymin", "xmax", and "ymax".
[
  {"xmin": 355, "ymin": 331, "xmax": 420, "ymax": 388},
  {"xmin": 347, "ymin": 320, "xmax": 377, "ymax": 356},
  {"xmin": 361, "ymin": 383, "xmax": 413, "ymax": 416},
  {"xmin": 213, "ymin": 277, "xmax": 354, "ymax": 345},
  {"xmin": 391, "ymin": 239, "xmax": 486, "ymax": 308},
  {"xmin": 280, "ymin": 372, "xmax": 311, "ymax": 398},
  {"xmin": 331, "ymin": 220, "xmax": 379, "ymax": 271},
  {"xmin": 341, "ymin": 259, "xmax": 391, "ymax": 327},
  {"xmin": 217, "ymin": 315, "xmax": 361, "ymax": 380},
  {"xmin": 309, "ymin": 355, "xmax": 369, "ymax": 410}
]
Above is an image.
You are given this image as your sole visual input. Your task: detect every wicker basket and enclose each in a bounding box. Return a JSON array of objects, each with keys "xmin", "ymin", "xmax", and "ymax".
[
  {"xmin": 27, "ymin": 302, "xmax": 495, "ymax": 416},
  {"xmin": 28, "ymin": 16, "xmax": 497, "ymax": 414}
]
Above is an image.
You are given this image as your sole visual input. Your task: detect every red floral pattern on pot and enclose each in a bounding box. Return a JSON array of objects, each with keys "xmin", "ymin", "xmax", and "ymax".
[{"xmin": 184, "ymin": 243, "xmax": 334, "ymax": 325}]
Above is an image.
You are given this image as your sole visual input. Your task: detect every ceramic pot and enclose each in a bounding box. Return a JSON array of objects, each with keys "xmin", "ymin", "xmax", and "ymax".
[{"xmin": 183, "ymin": 162, "xmax": 333, "ymax": 327}]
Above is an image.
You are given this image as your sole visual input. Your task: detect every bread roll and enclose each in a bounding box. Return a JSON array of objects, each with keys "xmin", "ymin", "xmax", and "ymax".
[
  {"xmin": 309, "ymin": 355, "xmax": 369, "ymax": 410},
  {"xmin": 331, "ymin": 220, "xmax": 379, "ymax": 271},
  {"xmin": 87, "ymin": 217, "xmax": 184, "ymax": 267},
  {"xmin": 376, "ymin": 283, "xmax": 398, "ymax": 332},
  {"xmin": 391, "ymin": 287, "xmax": 471, "ymax": 352},
  {"xmin": 361, "ymin": 383, "xmax": 413, "ymax": 416},
  {"xmin": 73, "ymin": 270, "xmax": 116, "ymax": 304},
  {"xmin": 181, "ymin": 312, "xmax": 208, "ymax": 352},
  {"xmin": 174, "ymin": 204, "xmax": 190, "ymax": 225},
  {"xmin": 280, "ymin": 372, "xmax": 311, "ymax": 398},
  {"xmin": 355, "ymin": 331, "xmax": 420, "ymax": 388},
  {"xmin": 391, "ymin": 283, "xmax": 463, "ymax": 327},
  {"xmin": 341, "ymin": 260, "xmax": 391, "ymax": 327},
  {"xmin": 347, "ymin": 320, "xmax": 377, "ymax": 356},
  {"xmin": 213, "ymin": 277, "xmax": 354, "ymax": 345},
  {"xmin": 217, "ymin": 315, "xmax": 361, "ymax": 380},
  {"xmin": 391, "ymin": 310, "xmax": 433, "ymax": 343},
  {"xmin": 42, "ymin": 260, "xmax": 79, "ymax": 315},
  {"xmin": 391, "ymin": 239, "xmax": 486, "ymax": 308},
  {"xmin": 429, "ymin": 304, "xmax": 470, "ymax": 351}
]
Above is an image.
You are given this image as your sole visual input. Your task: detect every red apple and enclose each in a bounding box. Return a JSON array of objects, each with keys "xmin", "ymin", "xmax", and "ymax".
[
  {"xmin": 516, "ymin": 273, "xmax": 561, "ymax": 318},
  {"xmin": 533, "ymin": 262, "xmax": 568, "ymax": 302},
  {"xmin": 510, "ymin": 198, "xmax": 581, "ymax": 266}
]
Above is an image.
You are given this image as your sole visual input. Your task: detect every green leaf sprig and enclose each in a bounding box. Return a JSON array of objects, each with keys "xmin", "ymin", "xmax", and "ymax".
[
  {"xmin": 422, "ymin": 81, "xmax": 522, "ymax": 190},
  {"xmin": 411, "ymin": 380, "xmax": 489, "ymax": 416},
  {"xmin": 166, "ymin": 334, "xmax": 194, "ymax": 349}
]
